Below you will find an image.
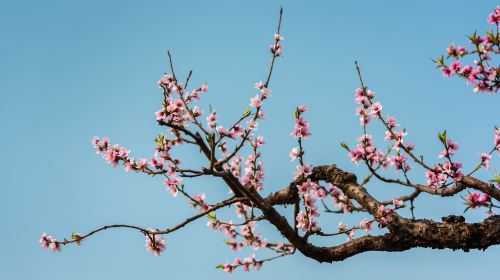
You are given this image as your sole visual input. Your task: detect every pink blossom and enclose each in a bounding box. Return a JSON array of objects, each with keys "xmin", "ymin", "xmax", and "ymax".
[
  {"xmin": 257, "ymin": 109, "xmax": 265, "ymax": 119},
  {"xmin": 206, "ymin": 110, "xmax": 217, "ymax": 130},
  {"xmin": 200, "ymin": 83, "xmax": 208, "ymax": 93},
  {"xmin": 92, "ymin": 136, "xmax": 110, "ymax": 154},
  {"xmin": 190, "ymin": 193, "xmax": 209, "ymax": 212},
  {"xmin": 274, "ymin": 33, "xmax": 284, "ymax": 41},
  {"xmin": 269, "ymin": 42, "xmax": 282, "ymax": 57},
  {"xmin": 49, "ymin": 240, "xmax": 61, "ymax": 252},
  {"xmin": 354, "ymin": 88, "xmax": 367, "ymax": 104},
  {"xmin": 359, "ymin": 218, "xmax": 373, "ymax": 232},
  {"xmin": 261, "ymin": 87, "xmax": 271, "ymax": 98},
  {"xmin": 297, "ymin": 105, "xmax": 308, "ymax": 113},
  {"xmin": 216, "ymin": 126, "xmax": 230, "ymax": 137},
  {"xmin": 165, "ymin": 177, "xmax": 181, "ymax": 197},
  {"xmin": 246, "ymin": 120, "xmax": 257, "ymax": 131},
  {"xmin": 192, "ymin": 106, "xmax": 204, "ymax": 117},
  {"xmin": 442, "ymin": 67, "xmax": 453, "ymax": 78},
  {"xmin": 338, "ymin": 221, "xmax": 347, "ymax": 231},
  {"xmin": 40, "ymin": 233, "xmax": 51, "ymax": 250},
  {"xmin": 235, "ymin": 202, "xmax": 250, "ymax": 218},
  {"xmin": 447, "ymin": 139, "xmax": 459, "ymax": 153},
  {"xmin": 145, "ymin": 232, "xmax": 166, "ymax": 256},
  {"xmin": 488, "ymin": 6, "xmax": 500, "ymax": 24},
  {"xmin": 223, "ymin": 262, "xmax": 234, "ymax": 273},
  {"xmin": 349, "ymin": 149, "xmax": 363, "ymax": 165},
  {"xmin": 289, "ymin": 147, "xmax": 299, "ymax": 161},
  {"xmin": 480, "ymin": 153, "xmax": 491, "ymax": 170},
  {"xmin": 294, "ymin": 163, "xmax": 313, "ymax": 179},
  {"xmin": 291, "ymin": 118, "xmax": 311, "ymax": 139},
  {"xmin": 386, "ymin": 115, "xmax": 398, "ymax": 129},
  {"xmin": 392, "ymin": 198, "xmax": 404, "ymax": 208},
  {"xmin": 370, "ymin": 102, "xmax": 382, "ymax": 115},
  {"xmin": 252, "ymin": 135, "xmax": 265, "ymax": 148},
  {"xmin": 229, "ymin": 125, "xmax": 245, "ymax": 139},
  {"xmin": 466, "ymin": 192, "xmax": 491, "ymax": 209},
  {"xmin": 347, "ymin": 229, "xmax": 356, "ymax": 241},
  {"xmin": 296, "ymin": 211, "xmax": 310, "ymax": 232},
  {"xmin": 250, "ymin": 95, "xmax": 263, "ymax": 107},
  {"xmin": 40, "ymin": 233, "xmax": 61, "ymax": 252},
  {"xmin": 255, "ymin": 81, "xmax": 264, "ymax": 90},
  {"xmin": 157, "ymin": 74, "xmax": 173, "ymax": 87},
  {"xmin": 425, "ymin": 165, "xmax": 448, "ymax": 188},
  {"xmin": 150, "ymin": 157, "xmax": 164, "ymax": 169},
  {"xmin": 450, "ymin": 62, "xmax": 462, "ymax": 73}
]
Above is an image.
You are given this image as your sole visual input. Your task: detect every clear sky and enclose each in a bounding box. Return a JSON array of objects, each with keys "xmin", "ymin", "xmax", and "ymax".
[{"xmin": 1, "ymin": 0, "xmax": 499, "ymax": 279}]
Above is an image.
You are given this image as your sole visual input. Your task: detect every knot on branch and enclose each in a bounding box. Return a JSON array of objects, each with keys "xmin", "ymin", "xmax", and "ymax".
[
  {"xmin": 309, "ymin": 165, "xmax": 358, "ymax": 185},
  {"xmin": 441, "ymin": 215, "xmax": 465, "ymax": 224}
]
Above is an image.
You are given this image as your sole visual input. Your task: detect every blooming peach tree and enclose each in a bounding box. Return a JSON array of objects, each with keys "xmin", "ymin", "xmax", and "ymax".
[{"xmin": 40, "ymin": 7, "xmax": 500, "ymax": 272}]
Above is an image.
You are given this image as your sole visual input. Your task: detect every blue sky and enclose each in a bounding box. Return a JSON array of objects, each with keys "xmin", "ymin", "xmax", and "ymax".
[{"xmin": 1, "ymin": 0, "xmax": 499, "ymax": 279}]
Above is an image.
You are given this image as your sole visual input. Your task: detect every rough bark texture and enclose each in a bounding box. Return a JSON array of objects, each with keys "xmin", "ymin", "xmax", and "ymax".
[{"xmin": 235, "ymin": 165, "xmax": 500, "ymax": 263}]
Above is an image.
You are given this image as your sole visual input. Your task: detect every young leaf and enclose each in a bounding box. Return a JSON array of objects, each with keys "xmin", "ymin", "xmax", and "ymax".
[
  {"xmin": 207, "ymin": 212, "xmax": 217, "ymax": 220},
  {"xmin": 243, "ymin": 106, "xmax": 252, "ymax": 118},
  {"xmin": 340, "ymin": 142, "xmax": 350, "ymax": 151}
]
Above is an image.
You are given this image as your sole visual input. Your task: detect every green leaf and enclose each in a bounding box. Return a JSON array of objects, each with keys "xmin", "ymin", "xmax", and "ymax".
[
  {"xmin": 294, "ymin": 110, "xmax": 299, "ymax": 119},
  {"xmin": 216, "ymin": 264, "xmax": 225, "ymax": 269},
  {"xmin": 437, "ymin": 130, "xmax": 447, "ymax": 144},
  {"xmin": 207, "ymin": 212, "xmax": 217, "ymax": 220},
  {"xmin": 489, "ymin": 171, "xmax": 500, "ymax": 184},
  {"xmin": 243, "ymin": 106, "xmax": 251, "ymax": 118},
  {"xmin": 432, "ymin": 56, "xmax": 444, "ymax": 68},
  {"xmin": 154, "ymin": 134, "xmax": 166, "ymax": 150},
  {"xmin": 340, "ymin": 142, "xmax": 350, "ymax": 151},
  {"xmin": 205, "ymin": 133, "xmax": 213, "ymax": 145}
]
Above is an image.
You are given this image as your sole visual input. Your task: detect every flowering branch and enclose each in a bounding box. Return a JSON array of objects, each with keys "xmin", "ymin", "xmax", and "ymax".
[{"xmin": 42, "ymin": 6, "xmax": 500, "ymax": 273}]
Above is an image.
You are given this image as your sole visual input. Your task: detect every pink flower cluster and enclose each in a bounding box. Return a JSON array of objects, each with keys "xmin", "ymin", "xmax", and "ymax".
[
  {"xmin": 223, "ymin": 254, "xmax": 263, "ymax": 273},
  {"xmin": 488, "ymin": 6, "xmax": 500, "ymax": 24},
  {"xmin": 156, "ymin": 73, "xmax": 210, "ymax": 127},
  {"xmin": 295, "ymin": 179, "xmax": 328, "ymax": 232},
  {"xmin": 349, "ymin": 134, "xmax": 384, "ymax": 166},
  {"xmin": 437, "ymin": 6, "xmax": 500, "ymax": 93},
  {"xmin": 207, "ymin": 111, "xmax": 217, "ymax": 130},
  {"xmin": 354, "ymin": 88, "xmax": 378, "ymax": 125},
  {"xmin": 207, "ymin": 221, "xmax": 268, "ymax": 252},
  {"xmin": 377, "ymin": 205, "xmax": 395, "ymax": 227},
  {"xmin": 425, "ymin": 161, "xmax": 464, "ymax": 188},
  {"xmin": 216, "ymin": 124, "xmax": 245, "ymax": 139},
  {"xmin": 439, "ymin": 139, "xmax": 459, "ymax": 158},
  {"xmin": 93, "ymin": 136, "xmax": 185, "ymax": 196},
  {"xmin": 291, "ymin": 106, "xmax": 311, "ymax": 139},
  {"xmin": 465, "ymin": 192, "xmax": 491, "ymax": 209},
  {"xmin": 40, "ymin": 233, "xmax": 61, "ymax": 252},
  {"xmin": 239, "ymin": 141, "xmax": 266, "ymax": 191},
  {"xmin": 269, "ymin": 33, "xmax": 284, "ymax": 57}
]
